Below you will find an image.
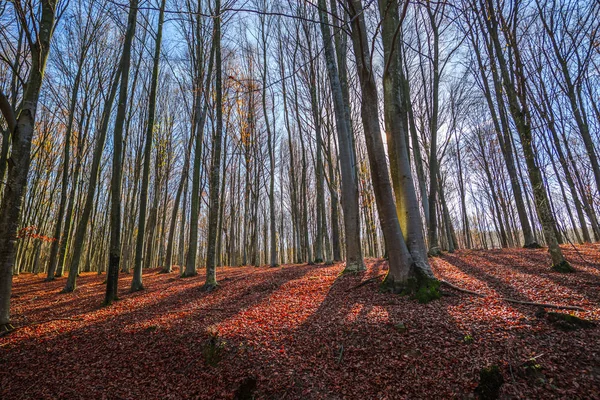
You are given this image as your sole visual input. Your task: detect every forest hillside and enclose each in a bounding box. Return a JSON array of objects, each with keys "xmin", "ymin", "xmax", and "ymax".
[
  {"xmin": 1, "ymin": 0, "xmax": 600, "ymax": 398},
  {"xmin": 2, "ymin": 246, "xmax": 600, "ymax": 399}
]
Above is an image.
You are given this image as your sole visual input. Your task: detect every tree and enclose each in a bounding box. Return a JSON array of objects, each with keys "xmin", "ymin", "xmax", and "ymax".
[
  {"xmin": 105, "ymin": 0, "xmax": 140, "ymax": 305},
  {"xmin": 0, "ymin": 0, "xmax": 59, "ymax": 332},
  {"xmin": 477, "ymin": 0, "xmax": 573, "ymax": 272},
  {"xmin": 346, "ymin": 0, "xmax": 437, "ymax": 293},
  {"xmin": 203, "ymin": 0, "xmax": 222, "ymax": 290},
  {"xmin": 131, "ymin": 0, "xmax": 167, "ymax": 292},
  {"xmin": 316, "ymin": 0, "xmax": 363, "ymax": 272}
]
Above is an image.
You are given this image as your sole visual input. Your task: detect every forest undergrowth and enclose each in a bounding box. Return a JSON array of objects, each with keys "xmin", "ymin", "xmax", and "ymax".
[{"xmin": 2, "ymin": 245, "xmax": 600, "ymax": 399}]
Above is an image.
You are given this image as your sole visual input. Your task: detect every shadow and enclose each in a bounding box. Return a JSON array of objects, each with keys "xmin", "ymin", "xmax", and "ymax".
[
  {"xmin": 442, "ymin": 253, "xmax": 532, "ymax": 304},
  {"xmin": 4, "ymin": 253, "xmax": 600, "ymax": 400},
  {"xmin": 1, "ymin": 263, "xmax": 317, "ymax": 400},
  {"xmin": 478, "ymin": 250, "xmax": 600, "ymax": 306},
  {"xmin": 220, "ymin": 259, "xmax": 471, "ymax": 399}
]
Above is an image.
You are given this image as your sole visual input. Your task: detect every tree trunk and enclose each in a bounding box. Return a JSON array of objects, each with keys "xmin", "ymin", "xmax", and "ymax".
[
  {"xmin": 346, "ymin": 0, "xmax": 435, "ymax": 293},
  {"xmin": 0, "ymin": 0, "xmax": 57, "ymax": 330},
  {"xmin": 105, "ymin": 0, "xmax": 140, "ymax": 305},
  {"xmin": 317, "ymin": 0, "xmax": 363, "ymax": 271},
  {"xmin": 204, "ymin": 0, "xmax": 222, "ymax": 290}
]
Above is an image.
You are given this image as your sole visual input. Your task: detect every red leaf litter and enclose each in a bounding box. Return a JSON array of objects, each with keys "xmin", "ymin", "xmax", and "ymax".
[{"xmin": 2, "ymin": 245, "xmax": 600, "ymax": 399}]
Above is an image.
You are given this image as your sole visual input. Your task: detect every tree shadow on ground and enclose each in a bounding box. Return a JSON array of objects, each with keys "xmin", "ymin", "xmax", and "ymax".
[{"xmin": 1, "ymin": 264, "xmax": 317, "ymax": 399}]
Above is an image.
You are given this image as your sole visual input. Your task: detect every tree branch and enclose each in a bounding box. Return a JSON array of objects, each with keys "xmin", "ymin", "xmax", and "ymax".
[{"xmin": 0, "ymin": 91, "xmax": 16, "ymax": 134}]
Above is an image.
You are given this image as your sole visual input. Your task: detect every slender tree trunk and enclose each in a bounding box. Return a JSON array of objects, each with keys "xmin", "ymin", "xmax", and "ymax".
[
  {"xmin": 204, "ymin": 0, "xmax": 222, "ymax": 290},
  {"xmin": 131, "ymin": 0, "xmax": 166, "ymax": 291},
  {"xmin": 469, "ymin": 29, "xmax": 537, "ymax": 247},
  {"xmin": 47, "ymin": 53, "xmax": 87, "ymax": 280},
  {"xmin": 184, "ymin": 27, "xmax": 215, "ymax": 277},
  {"xmin": 105, "ymin": 0, "xmax": 140, "ymax": 305},
  {"xmin": 482, "ymin": 0, "xmax": 571, "ymax": 271},
  {"xmin": 0, "ymin": 0, "xmax": 57, "ymax": 330}
]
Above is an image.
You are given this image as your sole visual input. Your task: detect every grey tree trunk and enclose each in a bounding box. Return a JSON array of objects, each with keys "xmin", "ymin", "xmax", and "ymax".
[
  {"xmin": 261, "ymin": 20, "xmax": 277, "ymax": 267},
  {"xmin": 184, "ymin": 27, "xmax": 215, "ymax": 277},
  {"xmin": 164, "ymin": 125, "xmax": 194, "ymax": 272},
  {"xmin": 0, "ymin": 0, "xmax": 57, "ymax": 330},
  {"xmin": 481, "ymin": 0, "xmax": 571, "ymax": 271},
  {"xmin": 47, "ymin": 52, "xmax": 86, "ymax": 280},
  {"xmin": 468, "ymin": 26, "xmax": 537, "ymax": 247},
  {"xmin": 204, "ymin": 0, "xmax": 222, "ymax": 290},
  {"xmin": 347, "ymin": 0, "xmax": 423, "ymax": 289},
  {"xmin": 317, "ymin": 0, "xmax": 363, "ymax": 271},
  {"xmin": 377, "ymin": 0, "xmax": 431, "ymax": 275}
]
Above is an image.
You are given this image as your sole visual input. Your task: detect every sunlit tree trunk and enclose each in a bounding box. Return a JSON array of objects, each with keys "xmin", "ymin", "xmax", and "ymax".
[
  {"xmin": 347, "ymin": 0, "xmax": 435, "ymax": 291},
  {"xmin": 204, "ymin": 0, "xmax": 222, "ymax": 289},
  {"xmin": 0, "ymin": 0, "xmax": 58, "ymax": 330},
  {"xmin": 317, "ymin": 0, "xmax": 363, "ymax": 271}
]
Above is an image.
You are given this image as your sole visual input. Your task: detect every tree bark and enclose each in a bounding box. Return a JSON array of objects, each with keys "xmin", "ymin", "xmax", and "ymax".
[{"xmin": 0, "ymin": 0, "xmax": 58, "ymax": 329}]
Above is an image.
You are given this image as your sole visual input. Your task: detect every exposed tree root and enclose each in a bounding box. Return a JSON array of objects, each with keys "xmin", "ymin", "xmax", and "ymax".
[
  {"xmin": 0, "ymin": 323, "xmax": 15, "ymax": 337},
  {"xmin": 439, "ymin": 279, "xmax": 585, "ymax": 311},
  {"xmin": 346, "ymin": 274, "xmax": 386, "ymax": 291},
  {"xmin": 201, "ymin": 282, "xmax": 219, "ymax": 292}
]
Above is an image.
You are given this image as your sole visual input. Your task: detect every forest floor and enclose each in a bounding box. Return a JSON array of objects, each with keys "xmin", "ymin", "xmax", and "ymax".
[{"xmin": 2, "ymin": 245, "xmax": 600, "ymax": 399}]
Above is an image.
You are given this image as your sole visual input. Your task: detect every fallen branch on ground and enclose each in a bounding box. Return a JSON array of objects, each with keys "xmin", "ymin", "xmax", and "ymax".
[{"xmin": 439, "ymin": 279, "xmax": 586, "ymax": 311}]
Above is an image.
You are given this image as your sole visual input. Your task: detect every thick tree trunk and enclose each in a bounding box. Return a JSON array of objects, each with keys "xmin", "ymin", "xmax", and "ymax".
[
  {"xmin": 377, "ymin": 0, "xmax": 431, "ymax": 275},
  {"xmin": 347, "ymin": 0, "xmax": 433, "ymax": 292},
  {"xmin": 317, "ymin": 0, "xmax": 363, "ymax": 271}
]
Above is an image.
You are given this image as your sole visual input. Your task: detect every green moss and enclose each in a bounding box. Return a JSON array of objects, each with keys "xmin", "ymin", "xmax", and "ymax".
[
  {"xmin": 475, "ymin": 365, "xmax": 504, "ymax": 400},
  {"xmin": 521, "ymin": 358, "xmax": 545, "ymax": 384},
  {"xmin": 413, "ymin": 279, "xmax": 441, "ymax": 303},
  {"xmin": 427, "ymin": 247, "xmax": 442, "ymax": 257},
  {"xmin": 551, "ymin": 260, "xmax": 575, "ymax": 273},
  {"xmin": 381, "ymin": 271, "xmax": 441, "ymax": 304},
  {"xmin": 546, "ymin": 311, "xmax": 595, "ymax": 331}
]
